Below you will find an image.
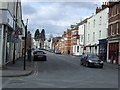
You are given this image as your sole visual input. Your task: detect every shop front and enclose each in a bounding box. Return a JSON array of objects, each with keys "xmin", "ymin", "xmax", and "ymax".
[
  {"xmin": 99, "ymin": 39, "xmax": 107, "ymax": 61},
  {"xmin": 108, "ymin": 42, "xmax": 119, "ymax": 64}
]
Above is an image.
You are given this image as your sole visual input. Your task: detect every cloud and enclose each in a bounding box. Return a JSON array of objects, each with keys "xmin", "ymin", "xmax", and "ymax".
[
  {"xmin": 22, "ymin": 3, "xmax": 37, "ymax": 15},
  {"xmin": 21, "ymin": 2, "xmax": 104, "ymax": 39}
]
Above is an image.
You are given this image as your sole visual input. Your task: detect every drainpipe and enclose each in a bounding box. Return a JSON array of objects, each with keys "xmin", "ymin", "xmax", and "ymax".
[{"xmin": 83, "ymin": 24, "xmax": 85, "ymax": 54}]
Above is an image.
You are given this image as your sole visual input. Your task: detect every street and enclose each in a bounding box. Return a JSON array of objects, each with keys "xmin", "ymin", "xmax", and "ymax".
[{"xmin": 2, "ymin": 51, "xmax": 118, "ymax": 88}]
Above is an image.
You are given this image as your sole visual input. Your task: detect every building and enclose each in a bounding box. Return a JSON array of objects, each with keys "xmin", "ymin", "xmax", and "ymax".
[
  {"xmin": 51, "ymin": 36, "xmax": 62, "ymax": 50},
  {"xmin": 76, "ymin": 18, "xmax": 88, "ymax": 56},
  {"xmin": 34, "ymin": 29, "xmax": 45, "ymax": 49},
  {"xmin": 85, "ymin": 3, "xmax": 109, "ymax": 61},
  {"xmin": 0, "ymin": 1, "xmax": 25, "ymax": 66},
  {"xmin": 61, "ymin": 29, "xmax": 72, "ymax": 54},
  {"xmin": 71, "ymin": 25, "xmax": 79, "ymax": 55},
  {"xmin": 107, "ymin": 1, "xmax": 120, "ymax": 64},
  {"xmin": 44, "ymin": 39, "xmax": 51, "ymax": 50}
]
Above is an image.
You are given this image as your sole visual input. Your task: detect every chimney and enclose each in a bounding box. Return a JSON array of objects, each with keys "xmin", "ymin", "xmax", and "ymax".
[
  {"xmin": 67, "ymin": 29, "xmax": 70, "ymax": 33},
  {"xmin": 96, "ymin": 7, "xmax": 102, "ymax": 14},
  {"xmin": 102, "ymin": 2, "xmax": 108, "ymax": 10},
  {"xmin": 108, "ymin": 0, "xmax": 116, "ymax": 7}
]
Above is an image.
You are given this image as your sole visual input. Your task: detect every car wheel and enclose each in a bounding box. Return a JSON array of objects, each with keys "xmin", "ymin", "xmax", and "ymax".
[
  {"xmin": 81, "ymin": 61, "xmax": 83, "ymax": 65},
  {"xmin": 86, "ymin": 62, "xmax": 89, "ymax": 67}
]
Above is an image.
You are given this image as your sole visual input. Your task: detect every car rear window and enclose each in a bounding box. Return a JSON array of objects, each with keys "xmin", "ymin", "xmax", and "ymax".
[{"xmin": 36, "ymin": 52, "xmax": 44, "ymax": 55}]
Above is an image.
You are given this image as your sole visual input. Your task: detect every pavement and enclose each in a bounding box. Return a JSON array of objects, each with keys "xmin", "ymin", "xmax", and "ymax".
[
  {"xmin": 104, "ymin": 61, "xmax": 119, "ymax": 70},
  {"xmin": 0, "ymin": 57, "xmax": 35, "ymax": 77},
  {"xmin": 0, "ymin": 54, "xmax": 119, "ymax": 77}
]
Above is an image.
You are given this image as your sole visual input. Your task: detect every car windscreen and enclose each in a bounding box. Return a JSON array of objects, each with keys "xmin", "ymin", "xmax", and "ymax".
[{"xmin": 88, "ymin": 54, "xmax": 99, "ymax": 60}]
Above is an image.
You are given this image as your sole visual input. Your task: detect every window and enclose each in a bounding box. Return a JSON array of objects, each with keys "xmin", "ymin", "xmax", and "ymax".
[
  {"xmin": 93, "ymin": 32, "xmax": 95, "ymax": 42},
  {"xmin": 88, "ymin": 22, "xmax": 90, "ymax": 29},
  {"xmin": 110, "ymin": 25, "xmax": 112, "ymax": 35},
  {"xmin": 81, "ymin": 35, "xmax": 83, "ymax": 42},
  {"xmin": 93, "ymin": 19, "xmax": 95, "ymax": 28},
  {"xmin": 117, "ymin": 5, "xmax": 119, "ymax": 14},
  {"xmin": 99, "ymin": 30, "xmax": 101, "ymax": 38},
  {"xmin": 117, "ymin": 23, "xmax": 119, "ymax": 34},
  {"xmin": 100, "ymin": 16, "xmax": 102, "ymax": 25}
]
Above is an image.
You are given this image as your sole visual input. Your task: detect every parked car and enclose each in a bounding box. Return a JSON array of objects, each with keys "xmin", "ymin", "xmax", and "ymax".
[
  {"xmin": 49, "ymin": 49, "xmax": 55, "ymax": 53},
  {"xmin": 33, "ymin": 51, "xmax": 47, "ymax": 61},
  {"xmin": 80, "ymin": 53, "xmax": 103, "ymax": 68},
  {"xmin": 55, "ymin": 50, "xmax": 61, "ymax": 54}
]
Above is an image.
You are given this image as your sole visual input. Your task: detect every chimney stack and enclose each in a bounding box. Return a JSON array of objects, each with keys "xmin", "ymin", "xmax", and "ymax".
[
  {"xmin": 102, "ymin": 2, "xmax": 108, "ymax": 10},
  {"xmin": 96, "ymin": 7, "xmax": 102, "ymax": 14}
]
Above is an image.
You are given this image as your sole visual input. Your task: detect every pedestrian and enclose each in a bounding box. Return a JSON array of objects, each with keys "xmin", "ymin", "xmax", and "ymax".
[
  {"xmin": 27, "ymin": 47, "xmax": 31, "ymax": 61},
  {"xmin": 68, "ymin": 50, "xmax": 70, "ymax": 55}
]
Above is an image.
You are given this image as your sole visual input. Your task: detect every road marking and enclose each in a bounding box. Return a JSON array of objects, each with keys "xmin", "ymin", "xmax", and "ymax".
[{"xmin": 33, "ymin": 62, "xmax": 39, "ymax": 76}]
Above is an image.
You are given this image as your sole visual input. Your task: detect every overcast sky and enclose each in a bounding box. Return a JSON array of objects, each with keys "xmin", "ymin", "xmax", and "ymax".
[{"xmin": 21, "ymin": 0, "xmax": 108, "ymax": 39}]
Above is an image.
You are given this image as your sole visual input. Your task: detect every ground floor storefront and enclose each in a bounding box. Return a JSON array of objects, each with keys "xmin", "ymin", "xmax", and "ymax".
[
  {"xmin": 99, "ymin": 39, "xmax": 107, "ymax": 62},
  {"xmin": 107, "ymin": 39, "xmax": 120, "ymax": 64},
  {"xmin": 0, "ymin": 24, "xmax": 23, "ymax": 67},
  {"xmin": 86, "ymin": 45, "xmax": 99, "ymax": 55},
  {"xmin": 0, "ymin": 24, "xmax": 13, "ymax": 66},
  {"xmin": 72, "ymin": 45, "xmax": 83, "ymax": 56}
]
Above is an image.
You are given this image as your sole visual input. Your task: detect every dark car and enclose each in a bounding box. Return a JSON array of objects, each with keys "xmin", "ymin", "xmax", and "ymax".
[
  {"xmin": 49, "ymin": 49, "xmax": 55, "ymax": 53},
  {"xmin": 33, "ymin": 51, "xmax": 47, "ymax": 61},
  {"xmin": 80, "ymin": 53, "xmax": 103, "ymax": 68},
  {"xmin": 55, "ymin": 50, "xmax": 61, "ymax": 54}
]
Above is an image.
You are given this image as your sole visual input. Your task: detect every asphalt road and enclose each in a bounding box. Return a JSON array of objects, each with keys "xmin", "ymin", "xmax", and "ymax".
[{"xmin": 2, "ymin": 51, "xmax": 118, "ymax": 88}]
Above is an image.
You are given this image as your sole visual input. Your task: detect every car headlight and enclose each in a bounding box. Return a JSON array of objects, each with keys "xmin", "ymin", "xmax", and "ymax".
[
  {"xmin": 88, "ymin": 60, "xmax": 93, "ymax": 63},
  {"xmin": 100, "ymin": 61, "xmax": 103, "ymax": 63}
]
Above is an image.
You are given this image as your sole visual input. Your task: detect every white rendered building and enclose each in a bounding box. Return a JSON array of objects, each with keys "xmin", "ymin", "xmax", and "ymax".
[
  {"xmin": 0, "ymin": 1, "xmax": 24, "ymax": 66},
  {"xmin": 85, "ymin": 7, "xmax": 109, "ymax": 56}
]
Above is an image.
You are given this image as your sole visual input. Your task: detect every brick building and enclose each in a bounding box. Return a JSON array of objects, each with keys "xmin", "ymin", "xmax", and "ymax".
[
  {"xmin": 107, "ymin": 1, "xmax": 120, "ymax": 64},
  {"xmin": 71, "ymin": 25, "xmax": 79, "ymax": 55},
  {"xmin": 61, "ymin": 29, "xmax": 72, "ymax": 54}
]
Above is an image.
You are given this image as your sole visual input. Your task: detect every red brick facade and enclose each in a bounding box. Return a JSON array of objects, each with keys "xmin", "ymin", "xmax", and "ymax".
[
  {"xmin": 55, "ymin": 26, "xmax": 79, "ymax": 55},
  {"xmin": 108, "ymin": 1, "xmax": 120, "ymax": 64}
]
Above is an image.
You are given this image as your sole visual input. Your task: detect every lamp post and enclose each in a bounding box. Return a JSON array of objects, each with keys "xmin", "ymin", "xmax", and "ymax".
[{"xmin": 23, "ymin": 19, "xmax": 28, "ymax": 70}]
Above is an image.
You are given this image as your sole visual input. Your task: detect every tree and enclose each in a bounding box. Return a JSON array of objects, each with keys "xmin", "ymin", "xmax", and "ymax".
[
  {"xmin": 41, "ymin": 29, "xmax": 45, "ymax": 41},
  {"xmin": 34, "ymin": 29, "xmax": 40, "ymax": 41}
]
